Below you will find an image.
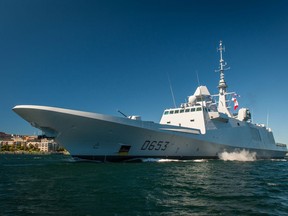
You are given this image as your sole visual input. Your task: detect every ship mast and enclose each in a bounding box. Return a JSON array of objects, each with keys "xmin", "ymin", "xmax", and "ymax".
[{"xmin": 216, "ymin": 40, "xmax": 232, "ymax": 117}]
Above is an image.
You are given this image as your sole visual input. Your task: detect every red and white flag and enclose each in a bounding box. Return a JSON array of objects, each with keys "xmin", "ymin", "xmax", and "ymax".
[{"xmin": 232, "ymin": 97, "xmax": 239, "ymax": 110}]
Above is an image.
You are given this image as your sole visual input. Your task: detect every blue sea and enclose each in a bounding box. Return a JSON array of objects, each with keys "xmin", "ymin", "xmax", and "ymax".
[{"xmin": 0, "ymin": 154, "xmax": 288, "ymax": 216}]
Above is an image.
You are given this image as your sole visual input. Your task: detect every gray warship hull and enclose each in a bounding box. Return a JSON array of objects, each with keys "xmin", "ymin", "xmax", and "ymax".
[{"xmin": 13, "ymin": 105, "xmax": 287, "ymax": 161}]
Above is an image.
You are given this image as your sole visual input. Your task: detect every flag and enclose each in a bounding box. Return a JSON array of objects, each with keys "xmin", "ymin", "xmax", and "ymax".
[{"xmin": 232, "ymin": 97, "xmax": 239, "ymax": 110}]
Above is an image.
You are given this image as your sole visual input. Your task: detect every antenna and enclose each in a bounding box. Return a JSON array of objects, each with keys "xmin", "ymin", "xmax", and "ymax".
[
  {"xmin": 196, "ymin": 71, "xmax": 207, "ymax": 128},
  {"xmin": 196, "ymin": 70, "xmax": 203, "ymax": 101},
  {"xmin": 167, "ymin": 73, "xmax": 177, "ymax": 108},
  {"xmin": 196, "ymin": 70, "xmax": 201, "ymax": 86},
  {"xmin": 266, "ymin": 108, "xmax": 269, "ymax": 128},
  {"xmin": 215, "ymin": 40, "xmax": 230, "ymax": 90},
  {"xmin": 215, "ymin": 40, "xmax": 232, "ymax": 117}
]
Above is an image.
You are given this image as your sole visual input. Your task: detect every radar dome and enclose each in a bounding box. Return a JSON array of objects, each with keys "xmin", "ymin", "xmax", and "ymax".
[{"xmin": 188, "ymin": 95, "xmax": 196, "ymax": 105}]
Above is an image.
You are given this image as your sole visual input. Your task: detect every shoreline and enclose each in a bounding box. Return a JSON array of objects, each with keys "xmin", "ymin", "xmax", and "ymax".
[{"xmin": 0, "ymin": 151, "xmax": 69, "ymax": 155}]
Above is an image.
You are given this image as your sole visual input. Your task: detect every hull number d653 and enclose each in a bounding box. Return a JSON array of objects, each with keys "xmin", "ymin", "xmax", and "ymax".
[{"xmin": 141, "ymin": 140, "xmax": 169, "ymax": 151}]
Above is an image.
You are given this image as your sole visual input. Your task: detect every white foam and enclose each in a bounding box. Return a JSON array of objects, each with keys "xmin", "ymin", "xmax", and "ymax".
[
  {"xmin": 270, "ymin": 159, "xmax": 287, "ymax": 162},
  {"xmin": 141, "ymin": 158, "xmax": 180, "ymax": 163},
  {"xmin": 193, "ymin": 159, "xmax": 208, "ymax": 162},
  {"xmin": 219, "ymin": 149, "xmax": 257, "ymax": 161},
  {"xmin": 267, "ymin": 183, "xmax": 278, "ymax": 186},
  {"xmin": 141, "ymin": 158, "xmax": 209, "ymax": 163}
]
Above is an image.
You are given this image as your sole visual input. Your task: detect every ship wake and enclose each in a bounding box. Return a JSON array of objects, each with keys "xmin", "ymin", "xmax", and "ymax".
[
  {"xmin": 141, "ymin": 158, "xmax": 208, "ymax": 163},
  {"xmin": 219, "ymin": 149, "xmax": 257, "ymax": 161},
  {"xmin": 141, "ymin": 158, "xmax": 180, "ymax": 163}
]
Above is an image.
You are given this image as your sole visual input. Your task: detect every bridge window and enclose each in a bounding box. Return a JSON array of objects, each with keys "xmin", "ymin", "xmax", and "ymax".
[
  {"xmin": 175, "ymin": 110, "xmax": 179, "ymax": 114},
  {"xmin": 164, "ymin": 111, "xmax": 169, "ymax": 115},
  {"xmin": 169, "ymin": 110, "xmax": 174, "ymax": 114},
  {"xmin": 185, "ymin": 108, "xmax": 190, "ymax": 112},
  {"xmin": 191, "ymin": 108, "xmax": 196, "ymax": 112},
  {"xmin": 180, "ymin": 109, "xmax": 184, "ymax": 113},
  {"xmin": 196, "ymin": 107, "xmax": 202, "ymax": 111}
]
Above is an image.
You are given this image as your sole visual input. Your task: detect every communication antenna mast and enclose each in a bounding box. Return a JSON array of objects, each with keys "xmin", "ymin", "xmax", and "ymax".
[
  {"xmin": 196, "ymin": 71, "xmax": 206, "ymax": 125},
  {"xmin": 196, "ymin": 70, "xmax": 203, "ymax": 101},
  {"xmin": 196, "ymin": 70, "xmax": 201, "ymax": 86},
  {"xmin": 266, "ymin": 109, "xmax": 270, "ymax": 128},
  {"xmin": 215, "ymin": 40, "xmax": 230, "ymax": 93},
  {"xmin": 167, "ymin": 73, "xmax": 177, "ymax": 108},
  {"xmin": 215, "ymin": 40, "xmax": 232, "ymax": 117}
]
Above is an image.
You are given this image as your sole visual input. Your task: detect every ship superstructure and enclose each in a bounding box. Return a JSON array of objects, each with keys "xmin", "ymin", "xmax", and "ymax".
[
  {"xmin": 13, "ymin": 41, "xmax": 287, "ymax": 161},
  {"xmin": 160, "ymin": 41, "xmax": 251, "ymax": 136}
]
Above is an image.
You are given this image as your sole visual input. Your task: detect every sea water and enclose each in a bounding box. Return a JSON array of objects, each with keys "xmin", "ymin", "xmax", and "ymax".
[{"xmin": 0, "ymin": 154, "xmax": 287, "ymax": 216}]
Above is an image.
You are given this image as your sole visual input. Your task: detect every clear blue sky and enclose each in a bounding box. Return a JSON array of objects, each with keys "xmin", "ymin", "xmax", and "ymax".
[{"xmin": 0, "ymin": 0, "xmax": 288, "ymax": 143}]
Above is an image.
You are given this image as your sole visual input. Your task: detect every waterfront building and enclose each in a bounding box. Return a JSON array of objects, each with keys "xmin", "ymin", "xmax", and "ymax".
[
  {"xmin": 38, "ymin": 138, "xmax": 59, "ymax": 152},
  {"xmin": 0, "ymin": 132, "xmax": 60, "ymax": 153}
]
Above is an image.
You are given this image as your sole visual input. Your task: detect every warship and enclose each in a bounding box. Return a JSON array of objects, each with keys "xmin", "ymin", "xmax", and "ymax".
[{"xmin": 13, "ymin": 41, "xmax": 287, "ymax": 161}]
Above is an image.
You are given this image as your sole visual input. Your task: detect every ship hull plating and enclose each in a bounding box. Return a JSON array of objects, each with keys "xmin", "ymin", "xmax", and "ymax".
[{"xmin": 13, "ymin": 105, "xmax": 287, "ymax": 161}]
